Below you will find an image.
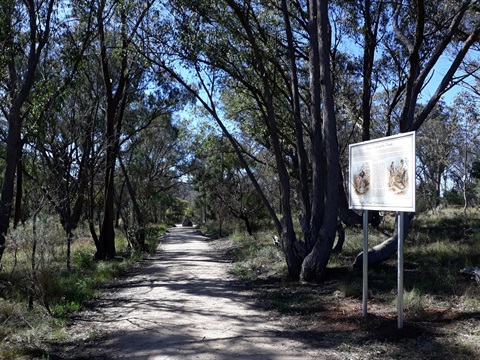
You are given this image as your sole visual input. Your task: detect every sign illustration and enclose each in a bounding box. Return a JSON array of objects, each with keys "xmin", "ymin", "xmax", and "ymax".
[{"xmin": 349, "ymin": 132, "xmax": 415, "ymax": 212}]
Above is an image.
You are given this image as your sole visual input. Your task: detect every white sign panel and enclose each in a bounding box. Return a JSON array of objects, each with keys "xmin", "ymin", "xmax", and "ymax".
[{"xmin": 349, "ymin": 132, "xmax": 416, "ymax": 211}]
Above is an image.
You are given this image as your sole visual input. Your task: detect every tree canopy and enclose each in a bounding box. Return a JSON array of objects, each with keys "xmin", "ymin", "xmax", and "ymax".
[{"xmin": 0, "ymin": 0, "xmax": 479, "ymax": 282}]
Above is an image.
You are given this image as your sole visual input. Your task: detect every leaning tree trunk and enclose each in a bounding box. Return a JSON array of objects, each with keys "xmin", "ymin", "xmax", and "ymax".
[
  {"xmin": 353, "ymin": 213, "xmax": 413, "ymax": 268},
  {"xmin": 227, "ymin": 0, "xmax": 303, "ymax": 279},
  {"xmin": 119, "ymin": 157, "xmax": 145, "ymax": 251},
  {"xmin": 281, "ymin": 0, "xmax": 311, "ymax": 227}
]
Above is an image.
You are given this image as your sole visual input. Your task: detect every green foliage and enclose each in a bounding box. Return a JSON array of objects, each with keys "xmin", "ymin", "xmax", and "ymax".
[
  {"xmin": 442, "ymin": 189, "xmax": 465, "ymax": 206},
  {"xmin": 223, "ymin": 207, "xmax": 480, "ymax": 314},
  {"xmin": 0, "ymin": 218, "xmax": 171, "ymax": 356},
  {"xmin": 189, "ymin": 129, "xmax": 273, "ymax": 235},
  {"xmin": 166, "ymin": 198, "xmax": 189, "ymax": 224},
  {"xmin": 143, "ymin": 225, "xmax": 168, "ymax": 254},
  {"xmin": 73, "ymin": 248, "xmax": 96, "ymax": 269},
  {"xmin": 221, "ymin": 231, "xmax": 286, "ymax": 281},
  {"xmin": 0, "ymin": 303, "xmax": 62, "ymax": 358},
  {"xmin": 198, "ymin": 220, "xmax": 235, "ymax": 239},
  {"xmin": 233, "ymin": 245, "xmax": 285, "ymax": 281}
]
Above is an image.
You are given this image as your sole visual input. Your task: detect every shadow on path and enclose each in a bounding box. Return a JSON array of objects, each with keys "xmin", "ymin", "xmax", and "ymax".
[{"xmin": 54, "ymin": 227, "xmax": 341, "ymax": 360}]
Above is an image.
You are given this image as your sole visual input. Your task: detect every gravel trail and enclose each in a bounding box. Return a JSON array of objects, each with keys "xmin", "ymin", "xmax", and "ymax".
[{"xmin": 63, "ymin": 226, "xmax": 339, "ymax": 360}]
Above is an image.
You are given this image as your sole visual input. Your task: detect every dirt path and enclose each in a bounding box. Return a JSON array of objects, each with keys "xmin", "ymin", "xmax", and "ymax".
[{"xmin": 61, "ymin": 227, "xmax": 340, "ymax": 359}]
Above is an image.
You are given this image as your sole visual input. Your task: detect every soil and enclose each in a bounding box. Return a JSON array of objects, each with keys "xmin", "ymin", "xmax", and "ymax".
[
  {"xmin": 49, "ymin": 226, "xmax": 480, "ymax": 360},
  {"xmin": 52, "ymin": 227, "xmax": 338, "ymax": 359}
]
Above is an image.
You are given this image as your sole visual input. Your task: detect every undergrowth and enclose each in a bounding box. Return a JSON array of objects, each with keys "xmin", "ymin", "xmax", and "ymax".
[
  {"xmin": 219, "ymin": 207, "xmax": 480, "ymax": 359},
  {"xmin": 0, "ymin": 219, "xmax": 167, "ymax": 358},
  {"xmin": 225, "ymin": 208, "xmax": 480, "ymax": 305},
  {"xmin": 218, "ymin": 230, "xmax": 286, "ymax": 281}
]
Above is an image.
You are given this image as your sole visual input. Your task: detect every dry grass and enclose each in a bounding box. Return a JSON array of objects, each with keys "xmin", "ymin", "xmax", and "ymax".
[
  {"xmin": 219, "ymin": 208, "xmax": 480, "ymax": 359},
  {"xmin": 0, "ymin": 219, "xmax": 166, "ymax": 359}
]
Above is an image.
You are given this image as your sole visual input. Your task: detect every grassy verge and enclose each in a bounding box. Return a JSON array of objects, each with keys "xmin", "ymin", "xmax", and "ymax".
[
  {"xmin": 218, "ymin": 208, "xmax": 480, "ymax": 359},
  {"xmin": 0, "ymin": 220, "xmax": 167, "ymax": 359}
]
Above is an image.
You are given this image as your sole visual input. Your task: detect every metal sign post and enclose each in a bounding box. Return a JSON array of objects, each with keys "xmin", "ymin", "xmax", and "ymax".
[
  {"xmin": 349, "ymin": 132, "xmax": 415, "ymax": 330},
  {"xmin": 362, "ymin": 210, "xmax": 369, "ymax": 317},
  {"xmin": 397, "ymin": 212, "xmax": 405, "ymax": 329}
]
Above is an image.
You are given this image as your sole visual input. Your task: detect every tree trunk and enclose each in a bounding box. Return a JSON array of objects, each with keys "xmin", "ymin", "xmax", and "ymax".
[
  {"xmin": 14, "ymin": 154, "xmax": 23, "ymax": 229},
  {"xmin": 29, "ymin": 206, "xmax": 39, "ymax": 310},
  {"xmin": 281, "ymin": 0, "xmax": 311, "ymax": 227},
  {"xmin": 119, "ymin": 157, "xmax": 146, "ymax": 251},
  {"xmin": 300, "ymin": 232, "xmax": 335, "ymax": 282},
  {"xmin": 226, "ymin": 0, "xmax": 302, "ymax": 279},
  {"xmin": 242, "ymin": 215, "xmax": 253, "ymax": 236},
  {"xmin": 0, "ymin": 0, "xmax": 53, "ymax": 264},
  {"xmin": 90, "ymin": 220, "xmax": 101, "ymax": 257},
  {"xmin": 307, "ymin": 0, "xmax": 325, "ymax": 254},
  {"xmin": 98, "ymin": 152, "xmax": 116, "ymax": 259},
  {"xmin": 353, "ymin": 213, "xmax": 413, "ymax": 268},
  {"xmin": 435, "ymin": 166, "xmax": 443, "ymax": 207},
  {"xmin": 96, "ymin": 0, "xmax": 128, "ymax": 260},
  {"xmin": 463, "ymin": 144, "xmax": 468, "ymax": 215},
  {"xmin": 0, "ymin": 113, "xmax": 23, "ymax": 261},
  {"xmin": 66, "ymin": 229, "xmax": 73, "ymax": 271},
  {"xmin": 332, "ymin": 222, "xmax": 345, "ymax": 254},
  {"xmin": 95, "ymin": 0, "xmax": 156, "ymax": 258},
  {"xmin": 115, "ymin": 180, "xmax": 125, "ymax": 229},
  {"xmin": 300, "ymin": 0, "xmax": 341, "ymax": 282},
  {"xmin": 280, "ymin": 220, "xmax": 303, "ymax": 280}
]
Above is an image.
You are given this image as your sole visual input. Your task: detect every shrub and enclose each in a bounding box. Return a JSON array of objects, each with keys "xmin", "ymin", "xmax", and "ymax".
[{"xmin": 402, "ymin": 288, "xmax": 427, "ymax": 317}]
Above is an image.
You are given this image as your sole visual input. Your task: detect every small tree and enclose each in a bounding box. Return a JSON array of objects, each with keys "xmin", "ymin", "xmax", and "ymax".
[
  {"xmin": 416, "ymin": 103, "xmax": 456, "ymax": 210},
  {"xmin": 190, "ymin": 131, "xmax": 270, "ymax": 235},
  {"xmin": 0, "ymin": 0, "xmax": 57, "ymax": 264},
  {"xmin": 449, "ymin": 92, "xmax": 480, "ymax": 212}
]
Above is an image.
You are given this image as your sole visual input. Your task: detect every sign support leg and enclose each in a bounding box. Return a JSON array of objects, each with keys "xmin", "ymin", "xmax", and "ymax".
[
  {"xmin": 362, "ymin": 210, "xmax": 368, "ymax": 317},
  {"xmin": 397, "ymin": 211, "xmax": 405, "ymax": 329}
]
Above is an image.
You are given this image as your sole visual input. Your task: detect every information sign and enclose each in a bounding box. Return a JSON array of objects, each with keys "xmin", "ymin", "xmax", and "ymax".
[{"xmin": 349, "ymin": 131, "xmax": 416, "ymax": 212}]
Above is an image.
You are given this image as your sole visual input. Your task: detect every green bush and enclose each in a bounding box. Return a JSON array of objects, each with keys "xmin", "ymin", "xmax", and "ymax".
[
  {"xmin": 443, "ymin": 188, "xmax": 465, "ymax": 206},
  {"xmin": 0, "ymin": 217, "xmax": 165, "ymax": 356},
  {"xmin": 73, "ymin": 249, "xmax": 95, "ymax": 269},
  {"xmin": 227, "ymin": 231, "xmax": 286, "ymax": 281}
]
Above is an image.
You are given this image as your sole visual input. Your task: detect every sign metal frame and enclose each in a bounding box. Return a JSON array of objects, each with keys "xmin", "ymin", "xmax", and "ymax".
[
  {"xmin": 349, "ymin": 131, "xmax": 416, "ymax": 212},
  {"xmin": 348, "ymin": 131, "xmax": 416, "ymax": 330}
]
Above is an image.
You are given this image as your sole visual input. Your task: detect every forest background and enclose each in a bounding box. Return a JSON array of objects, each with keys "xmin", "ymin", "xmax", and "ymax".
[{"xmin": 0, "ymin": 0, "xmax": 480, "ymax": 358}]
